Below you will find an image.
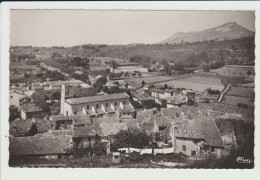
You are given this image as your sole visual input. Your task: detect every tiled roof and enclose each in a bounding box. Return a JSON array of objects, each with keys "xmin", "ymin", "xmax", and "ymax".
[
  {"xmin": 136, "ymin": 108, "xmax": 158, "ymax": 123},
  {"xmin": 151, "ymin": 116, "xmax": 174, "ymax": 127},
  {"xmin": 160, "ymin": 108, "xmax": 180, "ymax": 118},
  {"xmin": 35, "ymin": 130, "xmax": 73, "ymax": 136},
  {"xmin": 65, "ymin": 93, "xmax": 129, "ymax": 105},
  {"xmin": 9, "ymin": 135, "xmax": 72, "ymax": 156},
  {"xmin": 21, "ymin": 103, "xmax": 43, "ymax": 113},
  {"xmin": 96, "ymin": 123, "xmax": 127, "ymax": 137},
  {"xmin": 73, "ymin": 126, "xmax": 95, "ymax": 138},
  {"xmin": 175, "ymin": 120, "xmax": 204, "ymax": 139},
  {"xmin": 140, "ymin": 123, "xmax": 155, "ymax": 133},
  {"xmin": 9, "ymin": 119, "xmax": 34, "ymax": 137},
  {"xmin": 92, "ymin": 117, "xmax": 119, "ymax": 125},
  {"xmin": 200, "ymin": 117, "xmax": 224, "ymax": 147},
  {"xmin": 120, "ymin": 118, "xmax": 140, "ymax": 131},
  {"xmin": 34, "ymin": 118, "xmax": 52, "ymax": 133}
]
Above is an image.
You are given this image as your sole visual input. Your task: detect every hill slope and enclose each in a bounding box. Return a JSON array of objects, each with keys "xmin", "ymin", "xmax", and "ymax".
[{"xmin": 161, "ymin": 22, "xmax": 255, "ymax": 44}]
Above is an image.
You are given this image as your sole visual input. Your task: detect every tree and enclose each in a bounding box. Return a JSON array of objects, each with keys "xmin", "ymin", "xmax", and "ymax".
[
  {"xmin": 173, "ymin": 62, "xmax": 184, "ymax": 71},
  {"xmin": 111, "ymin": 130, "xmax": 152, "ymax": 151},
  {"xmin": 51, "ymin": 91, "xmax": 61, "ymax": 101},
  {"xmin": 111, "ymin": 60, "xmax": 118, "ymax": 69},
  {"xmin": 141, "ymin": 80, "xmax": 145, "ymax": 88},
  {"xmin": 93, "ymin": 76, "xmax": 107, "ymax": 92},
  {"xmin": 31, "ymin": 91, "xmax": 49, "ymax": 111},
  {"xmin": 124, "ymin": 71, "xmax": 130, "ymax": 78}
]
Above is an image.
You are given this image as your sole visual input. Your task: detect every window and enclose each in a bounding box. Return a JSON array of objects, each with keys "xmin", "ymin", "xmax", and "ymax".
[
  {"xmin": 191, "ymin": 151, "xmax": 196, "ymax": 156},
  {"xmin": 67, "ymin": 90, "xmax": 70, "ymax": 95},
  {"xmin": 87, "ymin": 105, "xmax": 89, "ymax": 110},
  {"xmin": 115, "ymin": 101, "xmax": 117, "ymax": 106},
  {"xmin": 182, "ymin": 145, "xmax": 186, "ymax": 152},
  {"xmin": 211, "ymin": 147, "xmax": 214, "ymax": 152},
  {"xmin": 106, "ymin": 102, "xmax": 108, "ymax": 107},
  {"xmin": 66, "ymin": 110, "xmax": 68, "ymax": 116},
  {"xmin": 96, "ymin": 104, "xmax": 99, "ymax": 108},
  {"xmin": 123, "ymin": 100, "xmax": 126, "ymax": 105}
]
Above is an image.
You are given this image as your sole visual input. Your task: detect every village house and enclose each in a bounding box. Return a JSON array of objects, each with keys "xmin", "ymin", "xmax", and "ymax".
[
  {"xmin": 150, "ymin": 88, "xmax": 176, "ymax": 100},
  {"xmin": 169, "ymin": 117, "xmax": 224, "ymax": 158},
  {"xmin": 182, "ymin": 89, "xmax": 196, "ymax": 103},
  {"xmin": 132, "ymin": 88, "xmax": 155, "ymax": 106},
  {"xmin": 103, "ymin": 82, "xmax": 120, "ymax": 91},
  {"xmin": 20, "ymin": 103, "xmax": 46, "ymax": 120},
  {"xmin": 9, "ymin": 88, "xmax": 26, "ymax": 109},
  {"xmin": 72, "ymin": 125, "xmax": 99, "ymax": 148},
  {"xmin": 61, "ymin": 86, "xmax": 135, "ymax": 117}
]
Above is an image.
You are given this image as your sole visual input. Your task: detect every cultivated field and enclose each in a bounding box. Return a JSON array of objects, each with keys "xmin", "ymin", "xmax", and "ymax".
[
  {"xmin": 225, "ymin": 95, "xmax": 254, "ymax": 108},
  {"xmin": 156, "ymin": 76, "xmax": 224, "ymax": 92},
  {"xmin": 113, "ymin": 66, "xmax": 148, "ymax": 73},
  {"xmin": 211, "ymin": 65, "xmax": 255, "ymax": 76},
  {"xmin": 226, "ymin": 87, "xmax": 255, "ymax": 98}
]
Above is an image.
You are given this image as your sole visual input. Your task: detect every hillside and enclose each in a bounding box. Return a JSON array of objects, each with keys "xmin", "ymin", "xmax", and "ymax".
[{"xmin": 161, "ymin": 22, "xmax": 255, "ymax": 44}]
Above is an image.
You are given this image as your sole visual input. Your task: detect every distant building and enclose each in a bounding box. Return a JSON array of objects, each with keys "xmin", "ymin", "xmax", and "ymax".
[{"xmin": 182, "ymin": 90, "xmax": 196, "ymax": 103}]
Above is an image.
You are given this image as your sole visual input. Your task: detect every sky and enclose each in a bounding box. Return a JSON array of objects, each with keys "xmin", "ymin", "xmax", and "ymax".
[{"xmin": 10, "ymin": 10, "xmax": 255, "ymax": 47}]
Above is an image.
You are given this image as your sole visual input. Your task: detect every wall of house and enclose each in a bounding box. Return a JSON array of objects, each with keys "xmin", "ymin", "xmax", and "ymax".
[
  {"xmin": 175, "ymin": 138, "xmax": 203, "ymax": 156},
  {"xmin": 21, "ymin": 110, "xmax": 27, "ymax": 120},
  {"xmin": 9, "ymin": 92, "xmax": 25, "ymax": 108}
]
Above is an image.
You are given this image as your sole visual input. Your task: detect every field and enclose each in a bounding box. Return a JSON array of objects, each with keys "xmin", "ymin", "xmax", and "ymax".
[
  {"xmin": 211, "ymin": 65, "xmax": 255, "ymax": 76},
  {"xmin": 225, "ymin": 95, "xmax": 254, "ymax": 108},
  {"xmin": 113, "ymin": 66, "xmax": 148, "ymax": 73},
  {"xmin": 121, "ymin": 75, "xmax": 190, "ymax": 85},
  {"xmin": 226, "ymin": 87, "xmax": 255, "ymax": 98},
  {"xmin": 156, "ymin": 76, "xmax": 224, "ymax": 92}
]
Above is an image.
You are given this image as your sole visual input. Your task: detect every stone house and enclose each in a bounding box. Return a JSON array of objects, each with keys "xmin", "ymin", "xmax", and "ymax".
[
  {"xmin": 170, "ymin": 117, "xmax": 224, "ymax": 158},
  {"xmin": 20, "ymin": 103, "xmax": 46, "ymax": 120}
]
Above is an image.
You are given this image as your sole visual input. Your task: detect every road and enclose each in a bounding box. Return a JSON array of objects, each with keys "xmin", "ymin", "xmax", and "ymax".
[{"xmin": 217, "ymin": 84, "xmax": 231, "ymax": 103}]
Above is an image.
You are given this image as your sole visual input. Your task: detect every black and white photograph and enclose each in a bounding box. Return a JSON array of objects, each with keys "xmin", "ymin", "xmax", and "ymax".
[{"xmin": 1, "ymin": 3, "xmax": 257, "ymax": 172}]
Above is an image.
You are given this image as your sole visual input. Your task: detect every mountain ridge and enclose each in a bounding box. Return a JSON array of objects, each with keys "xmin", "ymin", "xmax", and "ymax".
[{"xmin": 161, "ymin": 22, "xmax": 255, "ymax": 44}]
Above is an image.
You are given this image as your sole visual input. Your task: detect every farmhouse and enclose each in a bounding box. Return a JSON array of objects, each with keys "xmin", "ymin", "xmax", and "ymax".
[{"xmin": 61, "ymin": 92, "xmax": 134, "ymax": 117}]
